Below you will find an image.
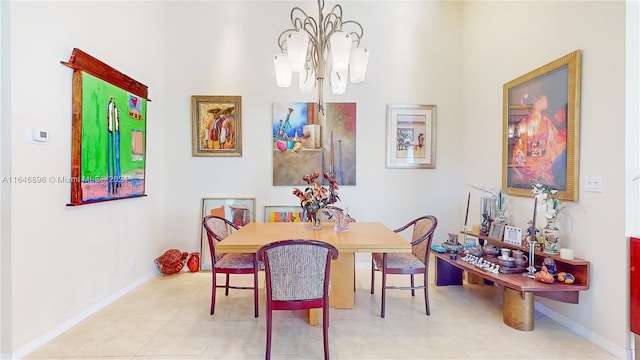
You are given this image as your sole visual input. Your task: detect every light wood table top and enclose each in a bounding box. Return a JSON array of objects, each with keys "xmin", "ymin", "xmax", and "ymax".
[
  {"xmin": 216, "ymin": 221, "xmax": 412, "ymax": 254},
  {"xmin": 216, "ymin": 221, "xmax": 411, "ymax": 324}
]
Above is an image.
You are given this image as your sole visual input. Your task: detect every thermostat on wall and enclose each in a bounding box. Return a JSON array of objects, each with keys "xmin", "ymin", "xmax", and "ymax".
[{"xmin": 31, "ymin": 128, "xmax": 50, "ymax": 143}]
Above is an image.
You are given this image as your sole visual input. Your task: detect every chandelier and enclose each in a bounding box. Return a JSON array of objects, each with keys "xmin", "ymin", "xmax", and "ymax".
[{"xmin": 273, "ymin": 0, "xmax": 369, "ymax": 114}]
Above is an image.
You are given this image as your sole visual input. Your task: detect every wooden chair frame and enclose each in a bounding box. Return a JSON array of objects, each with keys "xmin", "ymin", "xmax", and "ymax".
[
  {"xmin": 370, "ymin": 215, "xmax": 438, "ymax": 318},
  {"xmin": 256, "ymin": 239, "xmax": 339, "ymax": 360},
  {"xmin": 203, "ymin": 215, "xmax": 260, "ymax": 317}
]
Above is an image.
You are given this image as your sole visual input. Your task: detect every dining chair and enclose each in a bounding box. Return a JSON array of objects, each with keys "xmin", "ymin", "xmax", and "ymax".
[
  {"xmin": 256, "ymin": 239, "xmax": 339, "ymax": 360},
  {"xmin": 203, "ymin": 215, "xmax": 260, "ymax": 317},
  {"xmin": 370, "ymin": 215, "xmax": 438, "ymax": 318}
]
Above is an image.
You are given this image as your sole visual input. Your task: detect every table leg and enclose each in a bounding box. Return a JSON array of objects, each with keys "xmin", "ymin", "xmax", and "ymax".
[
  {"xmin": 503, "ymin": 287, "xmax": 534, "ymax": 331},
  {"xmin": 328, "ymin": 251, "xmax": 355, "ymax": 308},
  {"xmin": 309, "ymin": 309, "xmax": 318, "ymax": 325},
  {"xmin": 308, "ymin": 251, "xmax": 356, "ymax": 324}
]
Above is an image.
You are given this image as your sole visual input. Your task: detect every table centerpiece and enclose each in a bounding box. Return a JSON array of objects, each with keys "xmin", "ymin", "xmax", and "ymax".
[{"xmin": 293, "ymin": 171, "xmax": 340, "ymax": 229}]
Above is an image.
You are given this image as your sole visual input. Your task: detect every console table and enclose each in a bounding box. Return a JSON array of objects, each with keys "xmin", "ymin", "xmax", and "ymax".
[{"xmin": 434, "ymin": 231, "xmax": 590, "ymax": 331}]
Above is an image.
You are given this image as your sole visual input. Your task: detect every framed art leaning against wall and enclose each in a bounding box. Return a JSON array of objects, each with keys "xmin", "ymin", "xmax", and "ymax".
[
  {"xmin": 199, "ymin": 197, "xmax": 255, "ymax": 270},
  {"xmin": 264, "ymin": 205, "xmax": 305, "ymax": 222},
  {"xmin": 502, "ymin": 50, "xmax": 581, "ymax": 201}
]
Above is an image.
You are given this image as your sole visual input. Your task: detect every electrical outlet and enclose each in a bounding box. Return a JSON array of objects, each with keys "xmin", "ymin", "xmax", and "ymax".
[{"xmin": 129, "ymin": 256, "xmax": 136, "ymax": 269}]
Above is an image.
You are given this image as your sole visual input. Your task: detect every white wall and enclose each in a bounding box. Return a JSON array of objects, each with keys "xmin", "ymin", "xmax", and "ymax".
[
  {"xmin": 627, "ymin": 0, "xmax": 640, "ymax": 356},
  {"xmin": 1, "ymin": 0, "xmax": 635, "ymax": 359},
  {"xmin": 161, "ymin": 1, "xmax": 465, "ymax": 258},
  {"xmin": 462, "ymin": 0, "xmax": 628, "ymax": 357},
  {"xmin": 5, "ymin": 0, "xmax": 168, "ymax": 354},
  {"xmin": 0, "ymin": 0, "xmax": 11, "ymax": 357}
]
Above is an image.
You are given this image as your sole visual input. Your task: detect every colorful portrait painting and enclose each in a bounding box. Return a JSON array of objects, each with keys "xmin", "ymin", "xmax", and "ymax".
[
  {"xmin": 272, "ymin": 102, "xmax": 356, "ymax": 186},
  {"xmin": 191, "ymin": 96, "xmax": 242, "ymax": 157},
  {"xmin": 503, "ymin": 50, "xmax": 580, "ymax": 201}
]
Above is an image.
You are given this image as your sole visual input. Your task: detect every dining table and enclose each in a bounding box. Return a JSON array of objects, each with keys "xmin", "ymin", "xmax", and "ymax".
[{"xmin": 215, "ymin": 221, "xmax": 412, "ymax": 324}]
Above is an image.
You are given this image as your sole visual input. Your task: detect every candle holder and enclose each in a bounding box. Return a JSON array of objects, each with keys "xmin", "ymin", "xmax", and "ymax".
[
  {"xmin": 522, "ymin": 197, "xmax": 538, "ymax": 279},
  {"xmin": 522, "ymin": 235, "xmax": 538, "ymax": 279}
]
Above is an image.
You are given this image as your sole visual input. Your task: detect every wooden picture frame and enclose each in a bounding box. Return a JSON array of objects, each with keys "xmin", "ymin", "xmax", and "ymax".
[
  {"xmin": 199, "ymin": 196, "xmax": 255, "ymax": 270},
  {"xmin": 61, "ymin": 48, "xmax": 149, "ymax": 205},
  {"xmin": 489, "ymin": 223, "xmax": 505, "ymax": 240},
  {"xmin": 502, "ymin": 50, "xmax": 581, "ymax": 201},
  {"xmin": 386, "ymin": 104, "xmax": 436, "ymax": 169},
  {"xmin": 264, "ymin": 205, "xmax": 305, "ymax": 222},
  {"xmin": 191, "ymin": 95, "xmax": 242, "ymax": 157}
]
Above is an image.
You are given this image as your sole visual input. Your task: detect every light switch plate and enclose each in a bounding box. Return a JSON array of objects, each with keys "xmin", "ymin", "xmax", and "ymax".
[{"xmin": 585, "ymin": 176, "xmax": 603, "ymax": 192}]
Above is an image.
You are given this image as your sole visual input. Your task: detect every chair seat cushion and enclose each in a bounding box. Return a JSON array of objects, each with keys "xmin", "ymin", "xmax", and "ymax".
[
  {"xmin": 216, "ymin": 253, "xmax": 256, "ymax": 269},
  {"xmin": 372, "ymin": 252, "xmax": 425, "ymax": 270}
]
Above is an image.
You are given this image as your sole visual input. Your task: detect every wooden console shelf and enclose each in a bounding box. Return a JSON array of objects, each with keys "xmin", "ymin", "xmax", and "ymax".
[
  {"xmin": 433, "ymin": 231, "xmax": 591, "ymax": 331},
  {"xmin": 461, "ymin": 231, "xmax": 590, "ymax": 290}
]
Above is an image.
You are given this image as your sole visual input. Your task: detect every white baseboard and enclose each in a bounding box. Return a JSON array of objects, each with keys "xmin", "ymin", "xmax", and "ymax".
[
  {"xmin": 11, "ymin": 271, "xmax": 157, "ymax": 360},
  {"xmin": 534, "ymin": 301, "xmax": 629, "ymax": 359}
]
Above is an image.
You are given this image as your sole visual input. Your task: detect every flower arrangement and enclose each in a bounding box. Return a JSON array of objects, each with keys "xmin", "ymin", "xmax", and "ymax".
[
  {"xmin": 292, "ymin": 171, "xmax": 339, "ymax": 225},
  {"xmin": 532, "ymin": 183, "xmax": 562, "ymax": 219}
]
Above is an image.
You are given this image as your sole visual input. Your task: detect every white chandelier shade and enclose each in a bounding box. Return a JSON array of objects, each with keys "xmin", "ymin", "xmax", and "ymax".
[
  {"xmin": 329, "ymin": 31, "xmax": 352, "ymax": 73},
  {"xmin": 273, "ymin": 54, "xmax": 292, "ymax": 87},
  {"xmin": 349, "ymin": 48, "xmax": 369, "ymax": 83},
  {"xmin": 286, "ymin": 31, "xmax": 309, "ymax": 72},
  {"xmin": 299, "ymin": 64, "xmax": 316, "ymax": 93},
  {"xmin": 331, "ymin": 70, "xmax": 347, "ymax": 95}
]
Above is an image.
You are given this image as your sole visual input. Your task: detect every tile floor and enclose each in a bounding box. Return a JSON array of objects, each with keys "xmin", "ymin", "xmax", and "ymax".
[{"xmin": 24, "ymin": 261, "xmax": 618, "ymax": 360}]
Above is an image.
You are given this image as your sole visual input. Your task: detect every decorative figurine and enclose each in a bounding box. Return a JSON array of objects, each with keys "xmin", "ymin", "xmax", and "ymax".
[
  {"xmin": 523, "ymin": 220, "xmax": 543, "ymax": 251},
  {"xmin": 556, "ymin": 272, "xmax": 576, "ymax": 284},
  {"xmin": 480, "ymin": 212, "xmax": 492, "ymax": 236},
  {"xmin": 535, "ymin": 265, "xmax": 556, "ymax": 283},
  {"xmin": 542, "ymin": 256, "xmax": 557, "ymax": 275}
]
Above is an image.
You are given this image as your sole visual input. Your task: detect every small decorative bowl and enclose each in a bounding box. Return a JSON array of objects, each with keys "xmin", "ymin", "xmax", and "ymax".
[{"xmin": 483, "ymin": 245, "xmax": 499, "ymax": 257}]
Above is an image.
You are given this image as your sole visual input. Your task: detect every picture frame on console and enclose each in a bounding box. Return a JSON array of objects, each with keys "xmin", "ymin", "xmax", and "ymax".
[
  {"xmin": 191, "ymin": 95, "xmax": 242, "ymax": 157},
  {"xmin": 502, "ymin": 50, "xmax": 581, "ymax": 201},
  {"xmin": 503, "ymin": 225, "xmax": 523, "ymax": 246},
  {"xmin": 199, "ymin": 196, "xmax": 255, "ymax": 270},
  {"xmin": 386, "ymin": 104, "xmax": 436, "ymax": 169},
  {"xmin": 489, "ymin": 223, "xmax": 505, "ymax": 240}
]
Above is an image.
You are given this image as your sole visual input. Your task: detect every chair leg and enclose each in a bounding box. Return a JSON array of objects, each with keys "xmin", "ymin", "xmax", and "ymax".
[
  {"xmin": 410, "ymin": 274, "xmax": 415, "ymax": 297},
  {"xmin": 254, "ymin": 268, "xmax": 259, "ymax": 318},
  {"xmin": 211, "ymin": 270, "xmax": 217, "ymax": 315},
  {"xmin": 370, "ymin": 259, "xmax": 375, "ymax": 295},
  {"xmin": 266, "ymin": 309, "xmax": 272, "ymax": 360},
  {"xmin": 424, "ymin": 269, "xmax": 430, "ymax": 316},
  {"xmin": 353, "ymin": 253, "xmax": 356, "ymax": 292},
  {"xmin": 323, "ymin": 304, "xmax": 330, "ymax": 360},
  {"xmin": 225, "ymin": 274, "xmax": 230, "ymax": 296},
  {"xmin": 381, "ymin": 254, "xmax": 387, "ymax": 318}
]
